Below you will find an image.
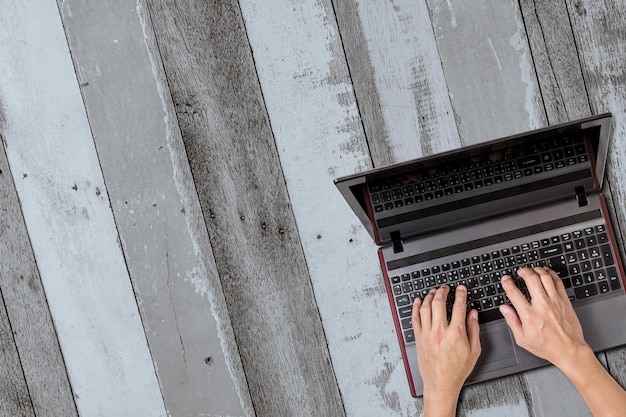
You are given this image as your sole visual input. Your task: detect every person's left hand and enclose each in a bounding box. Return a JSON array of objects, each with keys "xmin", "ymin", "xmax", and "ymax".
[{"xmin": 412, "ymin": 285, "xmax": 481, "ymax": 408}]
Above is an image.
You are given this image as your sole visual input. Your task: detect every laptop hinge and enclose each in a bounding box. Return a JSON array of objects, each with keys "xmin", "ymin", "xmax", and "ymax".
[
  {"xmin": 390, "ymin": 230, "xmax": 404, "ymax": 253},
  {"xmin": 576, "ymin": 186, "xmax": 588, "ymax": 207}
]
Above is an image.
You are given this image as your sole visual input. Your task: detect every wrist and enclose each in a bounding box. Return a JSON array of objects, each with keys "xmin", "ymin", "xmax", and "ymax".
[
  {"xmin": 423, "ymin": 388, "xmax": 461, "ymax": 417},
  {"xmin": 554, "ymin": 342, "xmax": 594, "ymax": 376}
]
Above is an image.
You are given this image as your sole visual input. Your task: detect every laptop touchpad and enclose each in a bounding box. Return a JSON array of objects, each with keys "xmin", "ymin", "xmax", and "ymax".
[{"xmin": 474, "ymin": 323, "xmax": 518, "ymax": 373}]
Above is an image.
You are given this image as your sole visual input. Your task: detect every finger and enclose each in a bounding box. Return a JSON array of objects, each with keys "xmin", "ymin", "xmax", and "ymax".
[
  {"xmin": 420, "ymin": 288, "xmax": 436, "ymax": 332},
  {"xmin": 517, "ymin": 267, "xmax": 546, "ymax": 299},
  {"xmin": 501, "ymin": 275, "xmax": 530, "ymax": 312},
  {"xmin": 430, "ymin": 286, "xmax": 450, "ymax": 325},
  {"xmin": 535, "ymin": 267, "xmax": 560, "ymax": 299},
  {"xmin": 499, "ymin": 304, "xmax": 525, "ymax": 343},
  {"xmin": 450, "ymin": 285, "xmax": 468, "ymax": 325},
  {"xmin": 411, "ymin": 297, "xmax": 422, "ymax": 337},
  {"xmin": 466, "ymin": 309, "xmax": 481, "ymax": 355},
  {"xmin": 544, "ymin": 267, "xmax": 570, "ymax": 301}
]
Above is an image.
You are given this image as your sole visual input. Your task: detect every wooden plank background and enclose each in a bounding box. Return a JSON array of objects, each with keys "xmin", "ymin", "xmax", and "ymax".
[{"xmin": 0, "ymin": 0, "xmax": 625, "ymax": 416}]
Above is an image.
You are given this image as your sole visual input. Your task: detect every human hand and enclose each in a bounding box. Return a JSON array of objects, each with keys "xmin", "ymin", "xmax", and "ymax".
[
  {"xmin": 499, "ymin": 267, "xmax": 589, "ymax": 371},
  {"xmin": 412, "ymin": 285, "xmax": 481, "ymax": 404}
]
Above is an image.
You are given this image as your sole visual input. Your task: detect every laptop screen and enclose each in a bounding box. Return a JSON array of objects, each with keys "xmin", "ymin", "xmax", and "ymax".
[{"xmin": 335, "ymin": 114, "xmax": 611, "ymax": 245}]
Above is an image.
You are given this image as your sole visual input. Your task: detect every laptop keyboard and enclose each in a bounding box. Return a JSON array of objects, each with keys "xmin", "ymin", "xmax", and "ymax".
[
  {"xmin": 369, "ymin": 137, "xmax": 588, "ymax": 214},
  {"xmin": 391, "ymin": 223, "xmax": 622, "ymax": 344}
]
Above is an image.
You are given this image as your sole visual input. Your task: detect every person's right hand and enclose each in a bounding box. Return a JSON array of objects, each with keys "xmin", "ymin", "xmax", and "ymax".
[{"xmin": 499, "ymin": 267, "xmax": 589, "ymax": 371}]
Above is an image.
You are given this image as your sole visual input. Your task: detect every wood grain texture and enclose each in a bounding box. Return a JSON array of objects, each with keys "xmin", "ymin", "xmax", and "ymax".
[
  {"xmin": 144, "ymin": 0, "xmax": 345, "ymax": 415},
  {"xmin": 0, "ymin": 129, "xmax": 78, "ymax": 416},
  {"xmin": 564, "ymin": 0, "xmax": 626, "ymax": 390},
  {"xmin": 518, "ymin": 0, "xmax": 591, "ymax": 123},
  {"xmin": 427, "ymin": 0, "xmax": 546, "ymax": 144},
  {"xmin": 57, "ymin": 0, "xmax": 254, "ymax": 415},
  {"xmin": 332, "ymin": 0, "xmax": 462, "ymax": 165},
  {"xmin": 0, "ymin": 2, "xmax": 168, "ymax": 415},
  {"xmin": 239, "ymin": 0, "xmax": 424, "ymax": 415},
  {"xmin": 0, "ymin": 144, "xmax": 35, "ymax": 417},
  {"xmin": 0, "ymin": 292, "xmax": 34, "ymax": 417}
]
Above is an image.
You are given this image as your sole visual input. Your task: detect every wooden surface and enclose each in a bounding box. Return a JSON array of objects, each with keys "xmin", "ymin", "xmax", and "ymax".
[{"xmin": 1, "ymin": 0, "xmax": 626, "ymax": 416}]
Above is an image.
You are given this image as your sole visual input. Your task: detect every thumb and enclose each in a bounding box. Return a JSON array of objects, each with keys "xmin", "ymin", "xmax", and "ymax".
[{"xmin": 500, "ymin": 304, "xmax": 524, "ymax": 343}]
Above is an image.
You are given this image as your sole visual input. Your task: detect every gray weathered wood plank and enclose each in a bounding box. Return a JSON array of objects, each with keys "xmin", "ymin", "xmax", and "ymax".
[
  {"xmin": 57, "ymin": 0, "xmax": 254, "ymax": 415},
  {"xmin": 518, "ymin": 0, "xmax": 591, "ymax": 123},
  {"xmin": 0, "ymin": 126, "xmax": 78, "ymax": 416},
  {"xmin": 0, "ymin": 293, "xmax": 34, "ymax": 417},
  {"xmin": 0, "ymin": 144, "xmax": 36, "ymax": 417},
  {"xmin": 0, "ymin": 2, "xmax": 168, "ymax": 415},
  {"xmin": 332, "ymin": 0, "xmax": 462, "ymax": 166},
  {"xmin": 564, "ymin": 0, "xmax": 626, "ymax": 391},
  {"xmin": 427, "ymin": 0, "xmax": 546, "ymax": 144},
  {"xmin": 144, "ymin": 0, "xmax": 346, "ymax": 415}
]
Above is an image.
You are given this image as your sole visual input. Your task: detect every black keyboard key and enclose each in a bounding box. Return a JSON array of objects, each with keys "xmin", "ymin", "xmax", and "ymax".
[
  {"xmin": 540, "ymin": 245, "xmax": 562, "ymax": 258},
  {"xmin": 575, "ymin": 284, "xmax": 598, "ymax": 299},
  {"xmin": 391, "ymin": 276, "xmax": 401, "ymax": 284},
  {"xmin": 396, "ymin": 295, "xmax": 410, "ymax": 306},
  {"xmin": 393, "ymin": 285, "xmax": 402, "ymax": 295},
  {"xmin": 599, "ymin": 281, "xmax": 610, "ymax": 294},
  {"xmin": 548, "ymin": 256, "xmax": 568, "ymax": 277},
  {"xmin": 481, "ymin": 298, "xmax": 494, "ymax": 310},
  {"xmin": 401, "ymin": 273, "xmax": 411, "ymax": 281},
  {"xmin": 398, "ymin": 305, "xmax": 413, "ymax": 318},
  {"xmin": 404, "ymin": 329, "xmax": 415, "ymax": 343},
  {"xmin": 600, "ymin": 244, "xmax": 615, "ymax": 266},
  {"xmin": 401, "ymin": 317, "xmax": 412, "ymax": 329},
  {"xmin": 572, "ymin": 275, "xmax": 583, "ymax": 286},
  {"xmin": 402, "ymin": 282, "xmax": 413, "ymax": 293},
  {"xmin": 608, "ymin": 267, "xmax": 621, "ymax": 290},
  {"xmin": 478, "ymin": 308, "xmax": 504, "ymax": 323},
  {"xmin": 518, "ymin": 155, "xmax": 541, "ymax": 169}
]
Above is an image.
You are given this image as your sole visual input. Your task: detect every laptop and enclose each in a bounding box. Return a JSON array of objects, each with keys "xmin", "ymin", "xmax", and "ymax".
[{"xmin": 335, "ymin": 113, "xmax": 626, "ymax": 397}]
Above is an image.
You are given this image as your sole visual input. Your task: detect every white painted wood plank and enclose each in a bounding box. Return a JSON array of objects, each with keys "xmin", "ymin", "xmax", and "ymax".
[
  {"xmin": 239, "ymin": 1, "xmax": 422, "ymax": 416},
  {"xmin": 57, "ymin": 1, "xmax": 254, "ymax": 415},
  {"xmin": 333, "ymin": 0, "xmax": 462, "ymax": 165},
  {"xmin": 427, "ymin": 0, "xmax": 546, "ymax": 144},
  {"xmin": 0, "ymin": 2, "xmax": 167, "ymax": 416}
]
